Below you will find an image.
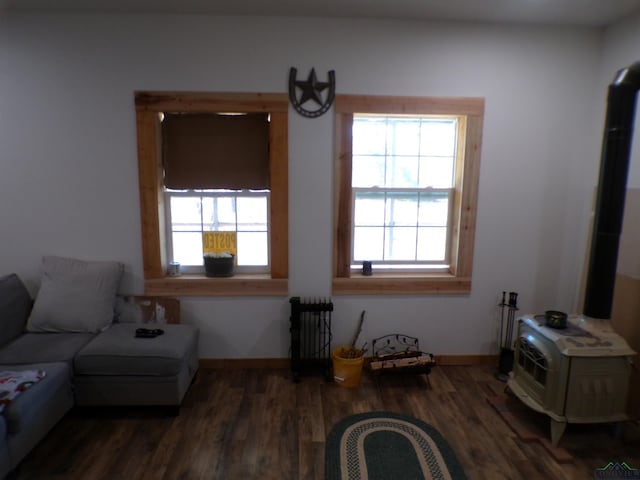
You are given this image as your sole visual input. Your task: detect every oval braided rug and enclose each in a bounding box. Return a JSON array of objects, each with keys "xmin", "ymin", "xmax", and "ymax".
[{"xmin": 325, "ymin": 412, "xmax": 467, "ymax": 480}]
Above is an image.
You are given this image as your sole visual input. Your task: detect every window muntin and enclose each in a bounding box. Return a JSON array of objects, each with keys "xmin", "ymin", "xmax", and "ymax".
[
  {"xmin": 165, "ymin": 190, "xmax": 269, "ymax": 274},
  {"xmin": 351, "ymin": 115, "xmax": 457, "ymax": 271}
]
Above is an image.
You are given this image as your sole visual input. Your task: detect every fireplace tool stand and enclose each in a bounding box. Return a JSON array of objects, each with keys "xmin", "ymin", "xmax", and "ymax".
[{"xmin": 496, "ymin": 291, "xmax": 518, "ymax": 382}]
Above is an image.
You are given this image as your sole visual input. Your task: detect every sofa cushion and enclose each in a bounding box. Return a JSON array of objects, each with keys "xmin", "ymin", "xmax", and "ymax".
[
  {"xmin": 1, "ymin": 362, "xmax": 72, "ymax": 434},
  {"xmin": 0, "ymin": 416, "xmax": 9, "ymax": 479},
  {"xmin": 0, "ymin": 369, "xmax": 45, "ymax": 413},
  {"xmin": 74, "ymin": 323, "xmax": 198, "ymax": 377},
  {"xmin": 0, "ymin": 332, "xmax": 95, "ymax": 366},
  {"xmin": 27, "ymin": 256, "xmax": 124, "ymax": 334},
  {"xmin": 0, "ymin": 274, "xmax": 32, "ymax": 348}
]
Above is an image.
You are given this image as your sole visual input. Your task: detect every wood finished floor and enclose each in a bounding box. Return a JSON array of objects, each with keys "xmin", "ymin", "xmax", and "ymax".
[{"xmin": 15, "ymin": 365, "xmax": 640, "ymax": 480}]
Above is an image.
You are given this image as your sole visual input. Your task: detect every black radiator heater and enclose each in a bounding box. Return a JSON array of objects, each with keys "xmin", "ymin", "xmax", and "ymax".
[
  {"xmin": 289, "ymin": 297, "xmax": 333, "ymax": 382},
  {"xmin": 584, "ymin": 61, "xmax": 640, "ymax": 319}
]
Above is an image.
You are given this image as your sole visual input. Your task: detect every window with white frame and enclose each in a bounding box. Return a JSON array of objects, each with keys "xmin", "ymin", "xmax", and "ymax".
[
  {"xmin": 165, "ymin": 191, "xmax": 269, "ymax": 273},
  {"xmin": 351, "ymin": 115, "xmax": 457, "ymax": 271},
  {"xmin": 161, "ymin": 111, "xmax": 271, "ymax": 275},
  {"xmin": 333, "ymin": 94, "xmax": 484, "ymax": 295}
]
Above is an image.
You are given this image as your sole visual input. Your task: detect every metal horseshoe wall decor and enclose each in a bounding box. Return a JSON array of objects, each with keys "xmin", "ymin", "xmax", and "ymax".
[{"xmin": 288, "ymin": 67, "xmax": 335, "ymax": 118}]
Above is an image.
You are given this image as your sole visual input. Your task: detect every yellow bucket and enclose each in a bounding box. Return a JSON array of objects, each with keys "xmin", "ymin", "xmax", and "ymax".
[{"xmin": 332, "ymin": 347, "xmax": 364, "ymax": 388}]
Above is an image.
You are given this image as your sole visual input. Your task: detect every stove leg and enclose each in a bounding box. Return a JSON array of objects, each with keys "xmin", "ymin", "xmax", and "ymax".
[{"xmin": 550, "ymin": 419, "xmax": 567, "ymax": 447}]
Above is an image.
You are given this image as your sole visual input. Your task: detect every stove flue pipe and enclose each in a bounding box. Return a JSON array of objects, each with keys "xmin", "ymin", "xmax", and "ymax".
[{"xmin": 583, "ymin": 62, "xmax": 640, "ymax": 319}]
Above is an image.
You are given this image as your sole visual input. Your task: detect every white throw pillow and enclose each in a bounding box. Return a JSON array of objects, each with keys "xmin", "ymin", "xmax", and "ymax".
[{"xmin": 26, "ymin": 256, "xmax": 124, "ymax": 333}]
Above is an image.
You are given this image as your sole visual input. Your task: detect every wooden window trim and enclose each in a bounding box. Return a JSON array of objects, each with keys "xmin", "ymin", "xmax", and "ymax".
[
  {"xmin": 332, "ymin": 94, "xmax": 484, "ymax": 295},
  {"xmin": 135, "ymin": 92, "xmax": 288, "ymax": 296}
]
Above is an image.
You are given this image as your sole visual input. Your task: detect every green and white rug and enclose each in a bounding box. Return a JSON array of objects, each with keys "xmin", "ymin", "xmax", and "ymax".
[{"xmin": 325, "ymin": 412, "xmax": 467, "ymax": 480}]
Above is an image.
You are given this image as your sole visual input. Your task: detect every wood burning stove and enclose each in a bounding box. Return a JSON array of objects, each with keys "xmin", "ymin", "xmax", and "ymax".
[
  {"xmin": 509, "ymin": 315, "xmax": 634, "ymax": 446},
  {"xmin": 508, "ymin": 61, "xmax": 640, "ymax": 446}
]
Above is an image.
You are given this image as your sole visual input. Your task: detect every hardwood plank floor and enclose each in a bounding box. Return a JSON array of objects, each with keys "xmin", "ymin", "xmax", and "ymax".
[{"xmin": 15, "ymin": 366, "xmax": 640, "ymax": 480}]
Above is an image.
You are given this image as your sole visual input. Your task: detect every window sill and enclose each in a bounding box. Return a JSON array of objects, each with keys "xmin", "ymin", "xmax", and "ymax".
[
  {"xmin": 144, "ymin": 274, "xmax": 288, "ymax": 297},
  {"xmin": 332, "ymin": 273, "xmax": 471, "ymax": 295}
]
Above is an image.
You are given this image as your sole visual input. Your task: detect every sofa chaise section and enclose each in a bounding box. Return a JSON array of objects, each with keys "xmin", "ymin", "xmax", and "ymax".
[{"xmin": 73, "ymin": 323, "xmax": 199, "ymax": 408}]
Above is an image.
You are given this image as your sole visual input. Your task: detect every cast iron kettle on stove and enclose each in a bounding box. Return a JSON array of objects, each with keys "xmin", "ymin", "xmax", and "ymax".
[{"xmin": 544, "ymin": 310, "xmax": 568, "ymax": 329}]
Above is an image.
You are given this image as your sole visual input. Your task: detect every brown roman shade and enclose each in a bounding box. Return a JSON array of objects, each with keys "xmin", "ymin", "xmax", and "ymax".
[{"xmin": 162, "ymin": 113, "xmax": 270, "ymax": 190}]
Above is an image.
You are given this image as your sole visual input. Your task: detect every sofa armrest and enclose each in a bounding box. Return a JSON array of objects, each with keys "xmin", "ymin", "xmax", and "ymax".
[{"xmin": 115, "ymin": 296, "xmax": 180, "ymax": 324}]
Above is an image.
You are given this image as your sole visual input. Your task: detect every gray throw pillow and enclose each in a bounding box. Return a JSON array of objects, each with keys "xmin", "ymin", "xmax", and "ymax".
[
  {"xmin": 0, "ymin": 274, "xmax": 32, "ymax": 347},
  {"xmin": 26, "ymin": 256, "xmax": 124, "ymax": 333}
]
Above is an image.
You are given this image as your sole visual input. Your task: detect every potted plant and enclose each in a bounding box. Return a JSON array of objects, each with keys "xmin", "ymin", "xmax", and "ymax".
[{"xmin": 203, "ymin": 252, "xmax": 235, "ymax": 278}]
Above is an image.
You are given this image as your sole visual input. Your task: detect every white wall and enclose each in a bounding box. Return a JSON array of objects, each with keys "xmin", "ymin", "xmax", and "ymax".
[
  {"xmin": 0, "ymin": 13, "xmax": 603, "ymax": 357},
  {"xmin": 601, "ymin": 13, "xmax": 640, "ymax": 189},
  {"xmin": 601, "ymin": 12, "xmax": 640, "ymax": 279}
]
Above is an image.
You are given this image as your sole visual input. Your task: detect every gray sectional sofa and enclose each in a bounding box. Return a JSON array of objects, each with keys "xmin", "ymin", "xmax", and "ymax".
[{"xmin": 0, "ymin": 259, "xmax": 199, "ymax": 479}]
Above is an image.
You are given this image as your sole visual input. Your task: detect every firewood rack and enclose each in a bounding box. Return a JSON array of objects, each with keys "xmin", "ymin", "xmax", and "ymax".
[{"xmin": 369, "ymin": 334, "xmax": 436, "ymax": 375}]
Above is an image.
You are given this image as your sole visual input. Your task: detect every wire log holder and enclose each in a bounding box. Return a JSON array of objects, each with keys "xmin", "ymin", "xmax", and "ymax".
[
  {"xmin": 289, "ymin": 296, "xmax": 333, "ymax": 383},
  {"xmin": 370, "ymin": 334, "xmax": 436, "ymax": 375}
]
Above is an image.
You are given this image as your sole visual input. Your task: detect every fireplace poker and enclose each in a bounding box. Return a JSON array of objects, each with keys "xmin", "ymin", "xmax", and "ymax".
[
  {"xmin": 499, "ymin": 291, "xmax": 506, "ymax": 348},
  {"xmin": 505, "ymin": 292, "xmax": 519, "ymax": 348},
  {"xmin": 505, "ymin": 293, "xmax": 514, "ymax": 348},
  {"xmin": 496, "ymin": 291, "xmax": 517, "ymax": 381}
]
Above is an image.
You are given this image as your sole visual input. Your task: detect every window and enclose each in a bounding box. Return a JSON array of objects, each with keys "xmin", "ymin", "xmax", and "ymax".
[
  {"xmin": 333, "ymin": 95, "xmax": 484, "ymax": 295},
  {"xmin": 352, "ymin": 115, "xmax": 457, "ymax": 270},
  {"xmin": 161, "ymin": 112, "xmax": 270, "ymax": 274},
  {"xmin": 135, "ymin": 92, "xmax": 288, "ymax": 296},
  {"xmin": 166, "ymin": 191, "xmax": 269, "ymax": 273}
]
